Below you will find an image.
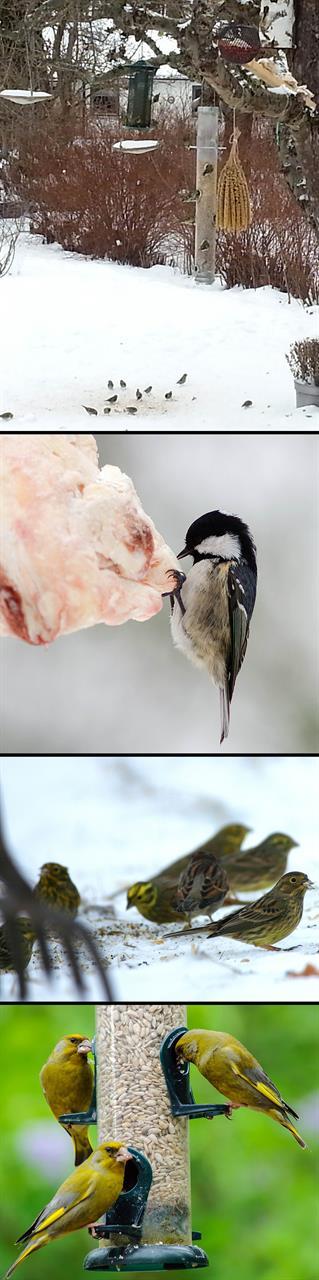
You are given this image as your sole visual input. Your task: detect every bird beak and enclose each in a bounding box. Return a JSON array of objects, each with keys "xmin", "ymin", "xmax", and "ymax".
[
  {"xmin": 126, "ymin": 901, "xmax": 132, "ymax": 910},
  {"xmin": 306, "ymin": 880, "xmax": 316, "ymax": 890},
  {"xmin": 115, "ymin": 1146, "xmax": 132, "ymax": 1163},
  {"xmin": 177, "ymin": 547, "xmax": 189, "ymax": 560},
  {"xmin": 77, "ymin": 1039, "xmax": 93, "ymax": 1055}
]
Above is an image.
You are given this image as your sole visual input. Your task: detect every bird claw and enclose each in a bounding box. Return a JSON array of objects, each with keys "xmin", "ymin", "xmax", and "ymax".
[
  {"xmin": 162, "ymin": 569, "xmax": 186, "ymax": 604},
  {"xmin": 225, "ymin": 1102, "xmax": 241, "ymax": 1117}
]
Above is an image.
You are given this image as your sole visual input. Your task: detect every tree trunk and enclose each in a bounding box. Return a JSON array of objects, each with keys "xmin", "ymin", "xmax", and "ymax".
[{"xmin": 276, "ymin": 0, "xmax": 319, "ymax": 231}]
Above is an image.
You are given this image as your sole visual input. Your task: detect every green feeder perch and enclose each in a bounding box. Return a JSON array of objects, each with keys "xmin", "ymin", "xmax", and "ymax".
[{"xmin": 126, "ymin": 60, "xmax": 156, "ymax": 129}]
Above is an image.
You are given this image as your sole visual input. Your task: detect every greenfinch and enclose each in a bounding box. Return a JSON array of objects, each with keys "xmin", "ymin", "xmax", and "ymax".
[
  {"xmin": 6, "ymin": 1140, "xmax": 131, "ymax": 1277},
  {"xmin": 176, "ymin": 1029, "xmax": 306, "ymax": 1148},
  {"xmin": 174, "ymin": 872, "xmax": 314, "ymax": 948},
  {"xmin": 0, "ymin": 918, "xmax": 35, "ymax": 973},
  {"xmin": 220, "ymin": 833, "xmax": 299, "ymax": 900},
  {"xmin": 35, "ymin": 864, "xmax": 81, "ymax": 916},
  {"xmin": 40, "ymin": 1034, "xmax": 94, "ymax": 1166}
]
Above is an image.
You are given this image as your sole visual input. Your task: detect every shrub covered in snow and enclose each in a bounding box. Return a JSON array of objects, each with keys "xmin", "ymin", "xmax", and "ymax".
[{"xmin": 286, "ymin": 337, "xmax": 319, "ymax": 384}]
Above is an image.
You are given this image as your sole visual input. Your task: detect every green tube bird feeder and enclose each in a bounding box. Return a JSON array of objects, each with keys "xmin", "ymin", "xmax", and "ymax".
[
  {"xmin": 81, "ymin": 1004, "xmax": 226, "ymax": 1272},
  {"xmin": 59, "ymin": 1007, "xmax": 229, "ymax": 1272},
  {"xmin": 126, "ymin": 61, "xmax": 156, "ymax": 129}
]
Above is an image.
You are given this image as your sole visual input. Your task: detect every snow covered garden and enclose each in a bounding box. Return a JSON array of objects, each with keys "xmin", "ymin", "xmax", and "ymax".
[{"xmin": 1, "ymin": 230, "xmax": 319, "ymax": 429}]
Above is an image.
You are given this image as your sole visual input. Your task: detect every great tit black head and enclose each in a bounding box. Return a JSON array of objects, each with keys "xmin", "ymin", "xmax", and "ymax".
[{"xmin": 178, "ymin": 510, "xmax": 257, "ymax": 575}]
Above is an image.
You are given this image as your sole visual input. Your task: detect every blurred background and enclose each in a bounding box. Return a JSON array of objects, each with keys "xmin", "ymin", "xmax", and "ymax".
[
  {"xmin": 0, "ymin": 1004, "xmax": 318, "ymax": 1280},
  {"xmin": 1, "ymin": 431, "xmax": 318, "ymax": 753}
]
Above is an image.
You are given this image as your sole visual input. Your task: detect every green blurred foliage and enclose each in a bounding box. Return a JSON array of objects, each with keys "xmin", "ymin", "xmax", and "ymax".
[
  {"xmin": 0, "ymin": 1005, "xmax": 318, "ymax": 1280},
  {"xmin": 188, "ymin": 1005, "xmax": 319, "ymax": 1280},
  {"xmin": 0, "ymin": 1006, "xmax": 95, "ymax": 1280}
]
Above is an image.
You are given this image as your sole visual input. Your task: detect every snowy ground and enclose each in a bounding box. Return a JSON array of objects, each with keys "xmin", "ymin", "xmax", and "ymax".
[
  {"xmin": 1, "ymin": 755, "xmax": 318, "ymax": 1003},
  {"xmin": 1, "ymin": 233, "xmax": 319, "ymax": 430}
]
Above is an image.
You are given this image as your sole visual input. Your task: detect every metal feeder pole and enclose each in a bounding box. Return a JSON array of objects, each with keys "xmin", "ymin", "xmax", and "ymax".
[
  {"xmin": 95, "ymin": 1004, "xmax": 192, "ymax": 1248},
  {"xmin": 195, "ymin": 106, "xmax": 218, "ymax": 286}
]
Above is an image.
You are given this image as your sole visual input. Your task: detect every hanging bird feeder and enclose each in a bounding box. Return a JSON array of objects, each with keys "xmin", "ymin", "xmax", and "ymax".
[
  {"xmin": 112, "ymin": 139, "xmax": 159, "ymax": 154},
  {"xmin": 82, "ymin": 1005, "xmax": 214, "ymax": 1271},
  {"xmin": 126, "ymin": 60, "xmax": 156, "ymax": 129},
  {"xmin": 216, "ymin": 23, "xmax": 262, "ymax": 65},
  {"xmin": 0, "ymin": 89, "xmax": 52, "ymax": 105}
]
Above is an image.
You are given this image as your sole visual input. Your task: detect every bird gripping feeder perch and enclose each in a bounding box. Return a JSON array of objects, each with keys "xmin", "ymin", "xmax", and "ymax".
[
  {"xmin": 160, "ymin": 1027, "xmax": 231, "ymax": 1120},
  {"xmin": 83, "ymin": 1005, "xmax": 210, "ymax": 1271}
]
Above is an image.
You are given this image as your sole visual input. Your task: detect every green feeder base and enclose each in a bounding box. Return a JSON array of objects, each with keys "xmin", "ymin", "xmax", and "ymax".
[{"xmin": 84, "ymin": 1244, "xmax": 209, "ymax": 1271}]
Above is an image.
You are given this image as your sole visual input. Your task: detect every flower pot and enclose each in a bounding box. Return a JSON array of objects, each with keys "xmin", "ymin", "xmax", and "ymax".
[{"xmin": 294, "ymin": 378, "xmax": 319, "ymax": 409}]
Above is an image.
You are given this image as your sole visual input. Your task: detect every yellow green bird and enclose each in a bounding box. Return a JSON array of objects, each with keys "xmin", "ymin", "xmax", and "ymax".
[
  {"xmin": 35, "ymin": 863, "xmax": 81, "ymax": 916},
  {"xmin": 220, "ymin": 832, "xmax": 299, "ymax": 900},
  {"xmin": 176, "ymin": 1029, "xmax": 306, "ymax": 1148},
  {"xmin": 40, "ymin": 1034, "xmax": 94, "ymax": 1167},
  {"xmin": 126, "ymin": 823, "xmax": 248, "ymax": 925},
  {"xmin": 0, "ymin": 918, "xmax": 35, "ymax": 973},
  {"xmin": 6, "ymin": 1140, "xmax": 131, "ymax": 1277},
  {"xmin": 173, "ymin": 872, "xmax": 314, "ymax": 948},
  {"xmin": 127, "ymin": 855, "xmax": 229, "ymax": 926},
  {"xmin": 157, "ymin": 823, "xmax": 251, "ymax": 886},
  {"xmin": 126, "ymin": 879, "xmax": 187, "ymax": 925}
]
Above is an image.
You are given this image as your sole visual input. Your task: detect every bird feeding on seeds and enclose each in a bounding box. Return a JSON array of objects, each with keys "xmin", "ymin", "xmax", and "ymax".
[
  {"xmin": 5, "ymin": 1142, "xmax": 132, "ymax": 1276},
  {"xmin": 175, "ymin": 1029, "xmax": 307, "ymax": 1148},
  {"xmin": 40, "ymin": 1034, "xmax": 93, "ymax": 1167},
  {"xmin": 169, "ymin": 510, "xmax": 257, "ymax": 743}
]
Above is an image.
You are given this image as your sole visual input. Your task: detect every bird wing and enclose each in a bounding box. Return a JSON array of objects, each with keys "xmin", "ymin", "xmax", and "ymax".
[
  {"xmin": 227, "ymin": 563, "xmax": 256, "ymax": 703},
  {"xmin": 227, "ymin": 1055, "xmax": 288, "ymax": 1111},
  {"xmin": 16, "ymin": 1179, "xmax": 95, "ymax": 1243},
  {"xmin": 209, "ymin": 891, "xmax": 290, "ymax": 937},
  {"xmin": 178, "ymin": 854, "xmax": 228, "ymax": 911}
]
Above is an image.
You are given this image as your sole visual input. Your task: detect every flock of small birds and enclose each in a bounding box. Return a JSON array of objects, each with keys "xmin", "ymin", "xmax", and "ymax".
[
  {"xmin": 82, "ymin": 372, "xmax": 188, "ymax": 417},
  {"xmin": 4, "ymin": 1021, "xmax": 307, "ymax": 1276},
  {"xmin": 124, "ymin": 824, "xmax": 315, "ymax": 950},
  {"xmin": 1, "ymin": 823, "xmax": 315, "ymax": 979}
]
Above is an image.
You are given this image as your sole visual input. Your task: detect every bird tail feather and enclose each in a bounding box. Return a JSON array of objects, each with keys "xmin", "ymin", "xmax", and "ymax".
[
  {"xmin": 270, "ymin": 1108, "xmax": 307, "ymax": 1149},
  {"xmin": 219, "ymin": 687, "xmax": 230, "ymax": 744},
  {"xmin": 71, "ymin": 1126, "xmax": 93, "ymax": 1167},
  {"xmin": 6, "ymin": 1234, "xmax": 49, "ymax": 1277}
]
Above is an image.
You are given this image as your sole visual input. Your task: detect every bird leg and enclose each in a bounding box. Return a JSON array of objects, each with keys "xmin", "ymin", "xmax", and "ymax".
[
  {"xmin": 162, "ymin": 569, "xmax": 186, "ymax": 615},
  {"xmin": 224, "ymin": 1102, "xmax": 242, "ymax": 1118}
]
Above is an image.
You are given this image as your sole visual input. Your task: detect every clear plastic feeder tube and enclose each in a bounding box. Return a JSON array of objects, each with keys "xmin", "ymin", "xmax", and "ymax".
[{"xmin": 96, "ymin": 1004, "xmax": 191, "ymax": 1246}]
